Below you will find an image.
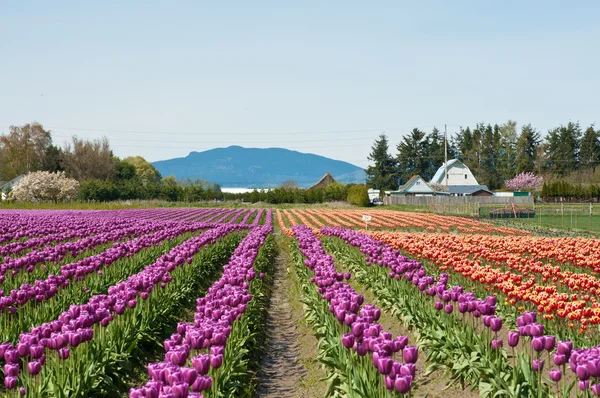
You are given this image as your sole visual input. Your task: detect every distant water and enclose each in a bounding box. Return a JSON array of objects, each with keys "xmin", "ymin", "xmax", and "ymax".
[{"xmin": 221, "ymin": 188, "xmax": 271, "ymax": 194}]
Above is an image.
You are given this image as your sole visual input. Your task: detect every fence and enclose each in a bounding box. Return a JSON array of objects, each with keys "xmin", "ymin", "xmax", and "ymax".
[{"xmin": 383, "ymin": 195, "xmax": 533, "ymax": 206}]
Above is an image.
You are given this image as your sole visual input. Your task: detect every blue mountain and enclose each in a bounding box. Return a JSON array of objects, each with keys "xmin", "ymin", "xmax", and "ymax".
[{"xmin": 152, "ymin": 146, "xmax": 366, "ymax": 188}]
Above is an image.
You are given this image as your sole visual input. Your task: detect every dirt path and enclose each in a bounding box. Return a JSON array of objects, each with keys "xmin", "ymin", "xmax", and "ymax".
[{"xmin": 255, "ymin": 235, "xmax": 309, "ymax": 398}]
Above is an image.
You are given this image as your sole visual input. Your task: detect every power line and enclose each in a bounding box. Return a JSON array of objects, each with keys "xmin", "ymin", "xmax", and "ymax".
[
  {"xmin": 49, "ymin": 134, "xmax": 377, "ymax": 145},
  {"xmin": 7, "ymin": 126, "xmax": 402, "ymax": 137}
]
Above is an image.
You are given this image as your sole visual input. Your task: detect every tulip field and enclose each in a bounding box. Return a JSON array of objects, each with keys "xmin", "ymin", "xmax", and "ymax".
[{"xmin": 2, "ymin": 206, "xmax": 600, "ymax": 397}]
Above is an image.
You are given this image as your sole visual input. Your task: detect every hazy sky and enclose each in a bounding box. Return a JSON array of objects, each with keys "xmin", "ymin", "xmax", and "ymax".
[{"xmin": 1, "ymin": 1, "xmax": 599, "ymax": 169}]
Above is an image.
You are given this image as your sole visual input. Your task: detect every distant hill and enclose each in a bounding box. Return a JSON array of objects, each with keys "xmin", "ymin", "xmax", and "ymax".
[{"xmin": 152, "ymin": 146, "xmax": 366, "ymax": 188}]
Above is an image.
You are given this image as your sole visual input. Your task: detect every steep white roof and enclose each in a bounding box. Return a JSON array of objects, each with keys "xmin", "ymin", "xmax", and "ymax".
[{"xmin": 430, "ymin": 159, "xmax": 462, "ymax": 184}]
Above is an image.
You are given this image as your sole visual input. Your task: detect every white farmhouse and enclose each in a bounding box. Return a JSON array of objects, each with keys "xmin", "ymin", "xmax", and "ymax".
[{"xmin": 430, "ymin": 159, "xmax": 479, "ymax": 186}]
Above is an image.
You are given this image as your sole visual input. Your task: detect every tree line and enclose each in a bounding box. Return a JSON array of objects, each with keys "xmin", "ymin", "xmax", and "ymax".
[
  {"xmin": 366, "ymin": 121, "xmax": 600, "ymax": 191},
  {"xmin": 0, "ymin": 122, "xmax": 371, "ymax": 205},
  {"xmin": 0, "ymin": 122, "xmax": 225, "ymax": 202}
]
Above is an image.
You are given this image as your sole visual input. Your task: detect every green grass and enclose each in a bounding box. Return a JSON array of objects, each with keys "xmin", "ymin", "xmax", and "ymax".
[{"xmin": 500, "ymin": 213, "xmax": 600, "ymax": 234}]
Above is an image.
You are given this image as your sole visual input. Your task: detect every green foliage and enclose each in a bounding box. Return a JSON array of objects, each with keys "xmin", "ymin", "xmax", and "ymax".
[
  {"xmin": 545, "ymin": 122, "xmax": 582, "ymax": 175},
  {"xmin": 223, "ymin": 183, "xmax": 348, "ymax": 205},
  {"xmin": 346, "ymin": 184, "xmax": 369, "ymax": 207},
  {"xmin": 365, "ymin": 134, "xmax": 398, "ymax": 190},
  {"xmin": 396, "ymin": 128, "xmax": 428, "ymax": 185},
  {"xmin": 214, "ymin": 234, "xmax": 276, "ymax": 397},
  {"xmin": 515, "ymin": 124, "xmax": 540, "ymax": 174},
  {"xmin": 123, "ymin": 156, "xmax": 162, "ymax": 183},
  {"xmin": 540, "ymin": 180, "xmax": 600, "ymax": 201},
  {"xmin": 20, "ymin": 232, "xmax": 243, "ymax": 397},
  {"xmin": 289, "ymin": 238, "xmax": 389, "ymax": 398},
  {"xmin": 579, "ymin": 125, "xmax": 600, "ymax": 170},
  {"xmin": 323, "ymin": 237, "xmax": 550, "ymax": 398}
]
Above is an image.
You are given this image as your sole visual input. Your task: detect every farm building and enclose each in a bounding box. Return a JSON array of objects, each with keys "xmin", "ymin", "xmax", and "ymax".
[
  {"xmin": 0, "ymin": 175, "xmax": 24, "ymax": 200},
  {"xmin": 389, "ymin": 175, "xmax": 437, "ymax": 196},
  {"xmin": 448, "ymin": 185, "xmax": 493, "ymax": 197},
  {"xmin": 309, "ymin": 172, "xmax": 336, "ymax": 190},
  {"xmin": 430, "ymin": 159, "xmax": 479, "ymax": 186}
]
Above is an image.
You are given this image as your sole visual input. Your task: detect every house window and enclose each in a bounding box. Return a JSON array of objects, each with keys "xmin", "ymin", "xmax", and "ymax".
[
  {"xmin": 465, "ymin": 174, "xmax": 467, "ymax": 179},
  {"xmin": 416, "ymin": 181, "xmax": 420, "ymax": 185}
]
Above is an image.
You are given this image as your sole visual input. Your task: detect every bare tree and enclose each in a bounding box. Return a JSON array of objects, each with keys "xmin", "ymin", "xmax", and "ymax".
[
  {"xmin": 61, "ymin": 136, "xmax": 116, "ymax": 181},
  {"xmin": 0, "ymin": 122, "xmax": 52, "ymax": 180}
]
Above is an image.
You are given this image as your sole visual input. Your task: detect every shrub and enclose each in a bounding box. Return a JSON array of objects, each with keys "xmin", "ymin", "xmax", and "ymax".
[
  {"xmin": 9, "ymin": 171, "xmax": 79, "ymax": 203},
  {"xmin": 347, "ymin": 184, "xmax": 370, "ymax": 207}
]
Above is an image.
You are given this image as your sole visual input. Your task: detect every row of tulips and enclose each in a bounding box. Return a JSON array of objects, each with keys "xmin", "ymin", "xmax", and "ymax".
[
  {"xmin": 0, "ymin": 230, "xmax": 200, "ymax": 344},
  {"xmin": 279, "ymin": 209, "xmax": 527, "ymax": 235},
  {"xmin": 130, "ymin": 222, "xmax": 274, "ymax": 398},
  {"xmin": 291, "ymin": 226, "xmax": 417, "ymax": 396},
  {"xmin": 0, "ymin": 211, "xmax": 119, "ymax": 241},
  {"xmin": 319, "ymin": 229, "xmax": 542, "ymax": 396},
  {"xmin": 0, "ymin": 216, "xmax": 140, "ymax": 256},
  {"xmin": 0, "ymin": 219, "xmax": 184, "ymax": 283},
  {"xmin": 366, "ymin": 231, "xmax": 600, "ymax": 338},
  {"xmin": 0, "ymin": 220, "xmax": 219, "ymax": 315},
  {"xmin": 0, "ymin": 225, "xmax": 246, "ymax": 396},
  {"xmin": 322, "ymin": 228, "xmax": 600, "ymax": 397}
]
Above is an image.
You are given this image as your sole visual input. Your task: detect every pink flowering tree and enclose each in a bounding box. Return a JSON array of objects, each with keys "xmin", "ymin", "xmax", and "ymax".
[{"xmin": 505, "ymin": 172, "xmax": 543, "ymax": 191}]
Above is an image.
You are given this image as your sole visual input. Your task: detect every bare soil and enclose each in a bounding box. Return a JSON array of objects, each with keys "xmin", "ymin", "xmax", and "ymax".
[{"xmin": 256, "ymin": 234, "xmax": 326, "ymax": 398}]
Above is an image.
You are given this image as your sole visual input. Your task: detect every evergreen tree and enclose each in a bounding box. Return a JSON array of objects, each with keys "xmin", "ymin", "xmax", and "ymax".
[
  {"xmin": 40, "ymin": 145, "xmax": 64, "ymax": 173},
  {"xmin": 546, "ymin": 122, "xmax": 581, "ymax": 175},
  {"xmin": 479, "ymin": 124, "xmax": 502, "ymax": 189},
  {"xmin": 515, "ymin": 124, "xmax": 539, "ymax": 173},
  {"xmin": 424, "ymin": 127, "xmax": 443, "ymax": 180},
  {"xmin": 579, "ymin": 124, "xmax": 600, "ymax": 171},
  {"xmin": 365, "ymin": 134, "xmax": 397, "ymax": 190},
  {"xmin": 454, "ymin": 126, "xmax": 473, "ymax": 161},
  {"xmin": 497, "ymin": 120, "xmax": 517, "ymax": 182},
  {"xmin": 396, "ymin": 128, "xmax": 428, "ymax": 185},
  {"xmin": 463, "ymin": 124, "xmax": 484, "ymax": 177}
]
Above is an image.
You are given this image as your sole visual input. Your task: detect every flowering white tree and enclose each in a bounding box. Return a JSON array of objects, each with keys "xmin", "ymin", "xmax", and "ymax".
[
  {"xmin": 8, "ymin": 171, "xmax": 79, "ymax": 202},
  {"xmin": 505, "ymin": 172, "xmax": 543, "ymax": 191}
]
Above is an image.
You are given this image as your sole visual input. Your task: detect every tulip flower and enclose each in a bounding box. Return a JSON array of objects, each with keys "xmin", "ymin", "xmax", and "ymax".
[
  {"xmin": 507, "ymin": 332, "xmax": 519, "ymax": 347},
  {"xmin": 394, "ymin": 375, "xmax": 412, "ymax": 394},
  {"xmin": 491, "ymin": 339, "xmax": 503, "ymax": 350},
  {"xmin": 490, "ymin": 317, "xmax": 502, "ymax": 332},
  {"xmin": 550, "ymin": 369, "xmax": 562, "ymax": 382},
  {"xmin": 403, "ymin": 346, "xmax": 418, "ymax": 364},
  {"xmin": 532, "ymin": 359, "xmax": 544, "ymax": 372},
  {"xmin": 531, "ymin": 337, "xmax": 544, "ymax": 353}
]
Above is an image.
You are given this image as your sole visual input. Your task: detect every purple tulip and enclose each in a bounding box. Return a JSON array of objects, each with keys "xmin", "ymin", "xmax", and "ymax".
[
  {"xmin": 532, "ymin": 337, "xmax": 544, "ymax": 353},
  {"xmin": 577, "ymin": 365, "xmax": 590, "ymax": 381},
  {"xmin": 491, "ymin": 339, "xmax": 503, "ymax": 350},
  {"xmin": 384, "ymin": 376, "xmax": 394, "ymax": 390},
  {"xmin": 435, "ymin": 301, "xmax": 443, "ymax": 311},
  {"xmin": 403, "ymin": 346, "xmax": 418, "ymax": 364},
  {"xmin": 550, "ymin": 369, "xmax": 562, "ymax": 382},
  {"xmin": 532, "ymin": 359, "xmax": 544, "ymax": 372},
  {"xmin": 58, "ymin": 347, "xmax": 70, "ymax": 360},
  {"xmin": 490, "ymin": 317, "xmax": 502, "ymax": 332},
  {"xmin": 553, "ymin": 354, "xmax": 567, "ymax": 366},
  {"xmin": 507, "ymin": 332, "xmax": 519, "ymax": 347},
  {"xmin": 210, "ymin": 354, "xmax": 223, "ymax": 369},
  {"xmin": 4, "ymin": 363, "xmax": 19, "ymax": 377},
  {"xmin": 530, "ymin": 323, "xmax": 544, "ymax": 337},
  {"xmin": 444, "ymin": 304, "xmax": 453, "ymax": 314},
  {"xmin": 27, "ymin": 360, "xmax": 42, "ymax": 376},
  {"xmin": 394, "ymin": 375, "xmax": 412, "ymax": 394},
  {"xmin": 341, "ymin": 334, "xmax": 355, "ymax": 349},
  {"xmin": 557, "ymin": 341, "xmax": 573, "ymax": 356},
  {"xmin": 544, "ymin": 335, "xmax": 556, "ymax": 351},
  {"xmin": 4, "ymin": 376, "xmax": 17, "ymax": 390}
]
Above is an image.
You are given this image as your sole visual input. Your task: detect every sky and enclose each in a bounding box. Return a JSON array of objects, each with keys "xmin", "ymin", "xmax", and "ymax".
[{"xmin": 1, "ymin": 1, "xmax": 599, "ymax": 171}]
